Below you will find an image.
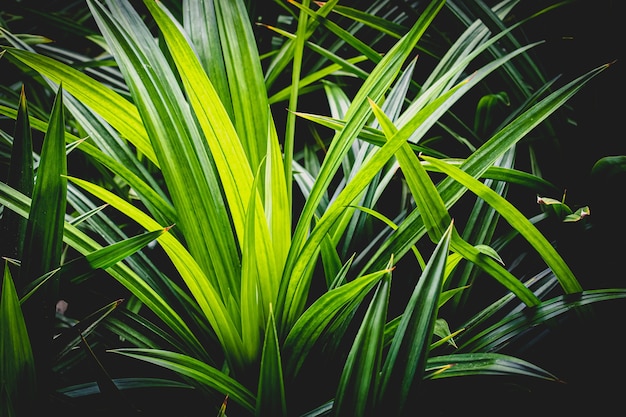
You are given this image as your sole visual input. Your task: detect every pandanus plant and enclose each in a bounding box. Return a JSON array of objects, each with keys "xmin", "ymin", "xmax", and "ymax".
[{"xmin": 1, "ymin": 0, "xmax": 624, "ymax": 416}]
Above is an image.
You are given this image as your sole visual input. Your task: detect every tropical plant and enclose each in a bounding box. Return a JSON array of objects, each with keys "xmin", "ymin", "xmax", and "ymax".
[{"xmin": 1, "ymin": 0, "xmax": 624, "ymax": 416}]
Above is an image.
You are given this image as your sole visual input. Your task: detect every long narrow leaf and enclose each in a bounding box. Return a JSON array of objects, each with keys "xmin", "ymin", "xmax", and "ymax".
[
  {"xmin": 3, "ymin": 48, "xmax": 157, "ymax": 165},
  {"xmin": 19, "ymin": 85, "xmax": 67, "ymax": 396},
  {"xmin": 369, "ymin": 97, "xmax": 539, "ymax": 305},
  {"xmin": 362, "ymin": 62, "xmax": 611, "ymax": 275},
  {"xmin": 425, "ymin": 352, "xmax": 559, "ymax": 381},
  {"xmin": 88, "ymin": 0, "xmax": 241, "ymax": 309},
  {"xmin": 421, "ymin": 154, "xmax": 582, "ymax": 293},
  {"xmin": 279, "ymin": 0, "xmax": 447, "ymax": 335},
  {"xmin": 0, "ymin": 86, "xmax": 33, "ymax": 261},
  {"xmin": 282, "ymin": 268, "xmax": 390, "ymax": 379},
  {"xmin": 109, "ymin": 348, "xmax": 256, "ymax": 414},
  {"xmin": 377, "ymin": 222, "xmax": 453, "ymax": 416},
  {"xmin": 0, "ymin": 181, "xmax": 211, "ymax": 362},
  {"xmin": 333, "ymin": 262, "xmax": 392, "ymax": 417},
  {"xmin": 0, "ymin": 263, "xmax": 36, "ymax": 416},
  {"xmin": 256, "ymin": 306, "xmax": 287, "ymax": 417}
]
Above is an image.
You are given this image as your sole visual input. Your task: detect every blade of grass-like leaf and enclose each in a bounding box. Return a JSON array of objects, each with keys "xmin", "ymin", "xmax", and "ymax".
[
  {"xmin": 52, "ymin": 299, "xmax": 124, "ymax": 362},
  {"xmin": 376, "ymin": 222, "xmax": 453, "ymax": 416},
  {"xmin": 241, "ymin": 167, "xmax": 264, "ymax": 363},
  {"xmin": 148, "ymin": 3, "xmax": 278, "ymax": 258},
  {"xmin": 182, "ymin": 0, "xmax": 233, "ymax": 119},
  {"xmin": 424, "ymin": 1, "xmax": 515, "ymax": 94},
  {"xmin": 109, "ymin": 348, "xmax": 256, "ymax": 414},
  {"xmin": 60, "ymin": 226, "xmax": 170, "ymax": 284},
  {"xmin": 369, "ymin": 96, "xmax": 539, "ymax": 305},
  {"xmin": 458, "ymin": 289, "xmax": 626, "ymax": 353},
  {"xmin": 292, "ymin": 111, "xmax": 442, "ymax": 156},
  {"xmin": 282, "ymin": 268, "xmax": 390, "ymax": 380},
  {"xmin": 104, "ymin": 309, "xmax": 198, "ymax": 353},
  {"xmin": 3, "ymin": 48, "xmax": 157, "ymax": 165},
  {"xmin": 212, "ymin": 0, "xmax": 271, "ymax": 171},
  {"xmin": 146, "ymin": 0, "xmax": 273, "ymax": 256},
  {"xmin": 265, "ymin": 114, "xmax": 291, "ymax": 276},
  {"xmin": 19, "ymin": 85, "xmax": 67, "ymax": 396},
  {"xmin": 141, "ymin": 0, "xmax": 286, "ymax": 346},
  {"xmin": 0, "ymin": 182, "xmax": 211, "ymax": 361},
  {"xmin": 3, "ymin": 22, "xmax": 169, "ymax": 206},
  {"xmin": 89, "ymin": 0, "xmax": 241, "ymax": 311},
  {"xmin": 283, "ymin": 0, "xmax": 309, "ymax": 211},
  {"xmin": 147, "ymin": 1, "xmax": 289, "ymax": 364},
  {"xmin": 328, "ymin": 4, "xmax": 408, "ymax": 39},
  {"xmin": 289, "ymin": 1, "xmax": 383, "ymax": 63},
  {"xmin": 0, "ymin": 105, "xmax": 176, "ymax": 224},
  {"xmin": 263, "ymin": 0, "xmax": 340, "ymax": 89},
  {"xmin": 422, "ymin": 158, "xmax": 559, "ymax": 194},
  {"xmin": 320, "ymin": 225, "xmax": 344, "ymax": 288},
  {"xmin": 256, "ymin": 305, "xmax": 287, "ymax": 417},
  {"xmin": 303, "ymin": 41, "xmax": 546, "ymax": 289},
  {"xmin": 457, "ymin": 268, "xmax": 559, "ymax": 337},
  {"xmin": 362, "ymin": 61, "xmax": 611, "ymax": 276},
  {"xmin": 65, "ymin": 176, "xmax": 243, "ymax": 364},
  {"xmin": 152, "ymin": 0, "xmax": 255, "ymax": 217},
  {"xmin": 58, "ymin": 377, "xmax": 193, "ymax": 398},
  {"xmin": 421, "ymin": 154, "xmax": 582, "ymax": 294},
  {"xmin": 279, "ymin": 0, "xmax": 447, "ymax": 335},
  {"xmin": 20, "ymin": 84, "xmax": 66, "ymax": 285},
  {"xmin": 268, "ymin": 56, "xmax": 368, "ymax": 105},
  {"xmin": 261, "ymin": 23, "xmax": 370, "ymax": 81},
  {"xmin": 1, "ymin": 262, "xmax": 36, "ymax": 416},
  {"xmin": 354, "ymin": 205, "xmax": 426, "ymax": 269},
  {"xmin": 280, "ymin": 75, "xmax": 468, "ymax": 337},
  {"xmin": 20, "ymin": 227, "xmax": 167, "ymax": 302},
  {"xmin": 333, "ymin": 263, "xmax": 391, "ymax": 417},
  {"xmin": 425, "ymin": 352, "xmax": 559, "ymax": 381},
  {"xmin": 0, "ymin": 86, "xmax": 33, "ymax": 261}
]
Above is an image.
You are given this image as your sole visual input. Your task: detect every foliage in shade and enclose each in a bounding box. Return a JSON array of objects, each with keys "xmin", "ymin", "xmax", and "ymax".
[
  {"xmin": 0, "ymin": 0, "xmax": 624, "ymax": 416},
  {"xmin": 0, "ymin": 263, "xmax": 35, "ymax": 417}
]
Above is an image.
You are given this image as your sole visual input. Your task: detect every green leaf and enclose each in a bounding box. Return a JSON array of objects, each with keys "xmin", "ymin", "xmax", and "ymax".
[
  {"xmin": 182, "ymin": 0, "xmax": 233, "ymax": 118},
  {"xmin": 20, "ymin": 84, "xmax": 67, "ymax": 284},
  {"xmin": 0, "ymin": 86, "xmax": 33, "ymax": 261},
  {"xmin": 0, "ymin": 262, "xmax": 36, "ymax": 416},
  {"xmin": 58, "ymin": 377, "xmax": 193, "ymax": 398},
  {"xmin": 376, "ymin": 222, "xmax": 453, "ymax": 416},
  {"xmin": 362, "ymin": 38, "xmax": 609, "ymax": 278},
  {"xmin": 458, "ymin": 289, "xmax": 626, "ymax": 353},
  {"xmin": 369, "ymin": 93, "xmax": 539, "ymax": 306},
  {"xmin": 421, "ymin": 155, "xmax": 583, "ymax": 294},
  {"xmin": 18, "ymin": 85, "xmax": 67, "ymax": 390},
  {"xmin": 333, "ymin": 260, "xmax": 392, "ymax": 417},
  {"xmin": 256, "ymin": 305, "xmax": 287, "ymax": 417},
  {"xmin": 19, "ymin": 227, "xmax": 170, "ymax": 304},
  {"xmin": 425, "ymin": 352, "xmax": 559, "ymax": 381},
  {"xmin": 66, "ymin": 176, "xmax": 231, "ymax": 356},
  {"xmin": 147, "ymin": 4, "xmax": 289, "ymax": 345},
  {"xmin": 0, "ymin": 181, "xmax": 210, "ymax": 362},
  {"xmin": 109, "ymin": 348, "xmax": 256, "ymax": 414},
  {"xmin": 283, "ymin": 268, "xmax": 389, "ymax": 380},
  {"xmin": 279, "ymin": 0, "xmax": 447, "ymax": 336},
  {"xmin": 61, "ymin": 226, "xmax": 170, "ymax": 284},
  {"xmin": 212, "ymin": 0, "xmax": 271, "ymax": 171},
  {"xmin": 84, "ymin": 0, "xmax": 269, "ymax": 364},
  {"xmin": 3, "ymin": 48, "xmax": 157, "ymax": 165}
]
